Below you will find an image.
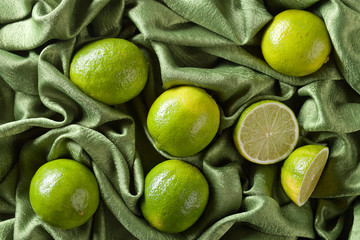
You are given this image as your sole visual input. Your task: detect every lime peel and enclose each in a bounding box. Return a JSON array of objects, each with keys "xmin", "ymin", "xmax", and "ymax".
[
  {"xmin": 147, "ymin": 86, "xmax": 220, "ymax": 157},
  {"xmin": 261, "ymin": 9, "xmax": 332, "ymax": 77},
  {"xmin": 29, "ymin": 159, "xmax": 100, "ymax": 229},
  {"xmin": 140, "ymin": 159, "xmax": 209, "ymax": 233},
  {"xmin": 69, "ymin": 38, "xmax": 148, "ymax": 105}
]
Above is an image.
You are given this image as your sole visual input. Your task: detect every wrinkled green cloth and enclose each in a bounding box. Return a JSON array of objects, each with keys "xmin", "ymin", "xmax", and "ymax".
[{"xmin": 1, "ymin": 0, "xmax": 360, "ymax": 239}]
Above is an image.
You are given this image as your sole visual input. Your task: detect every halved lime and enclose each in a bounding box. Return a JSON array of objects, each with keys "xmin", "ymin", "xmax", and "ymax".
[
  {"xmin": 233, "ymin": 100, "xmax": 299, "ymax": 164},
  {"xmin": 281, "ymin": 145, "xmax": 329, "ymax": 206}
]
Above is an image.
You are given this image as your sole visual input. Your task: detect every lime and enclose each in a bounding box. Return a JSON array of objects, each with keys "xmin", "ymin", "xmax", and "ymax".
[
  {"xmin": 69, "ymin": 38, "xmax": 148, "ymax": 105},
  {"xmin": 261, "ymin": 9, "xmax": 332, "ymax": 77},
  {"xmin": 147, "ymin": 86, "xmax": 220, "ymax": 157},
  {"xmin": 281, "ymin": 145, "xmax": 329, "ymax": 206},
  {"xmin": 29, "ymin": 159, "xmax": 100, "ymax": 229},
  {"xmin": 140, "ymin": 159, "xmax": 209, "ymax": 233},
  {"xmin": 233, "ymin": 100, "xmax": 299, "ymax": 164}
]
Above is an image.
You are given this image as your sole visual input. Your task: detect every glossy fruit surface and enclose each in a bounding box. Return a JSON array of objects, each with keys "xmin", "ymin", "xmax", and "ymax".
[
  {"xmin": 29, "ymin": 159, "xmax": 100, "ymax": 229},
  {"xmin": 69, "ymin": 38, "xmax": 148, "ymax": 105},
  {"xmin": 140, "ymin": 159, "xmax": 209, "ymax": 233},
  {"xmin": 147, "ymin": 86, "xmax": 220, "ymax": 157},
  {"xmin": 261, "ymin": 9, "xmax": 332, "ymax": 77}
]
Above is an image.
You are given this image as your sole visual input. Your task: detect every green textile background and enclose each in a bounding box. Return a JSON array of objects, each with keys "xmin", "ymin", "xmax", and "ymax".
[{"xmin": 0, "ymin": 0, "xmax": 360, "ymax": 239}]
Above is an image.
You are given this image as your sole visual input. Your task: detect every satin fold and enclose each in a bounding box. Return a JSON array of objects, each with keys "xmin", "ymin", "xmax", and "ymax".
[{"xmin": 0, "ymin": 0, "xmax": 359, "ymax": 239}]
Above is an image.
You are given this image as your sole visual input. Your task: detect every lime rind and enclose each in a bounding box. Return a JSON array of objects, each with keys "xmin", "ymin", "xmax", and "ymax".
[
  {"xmin": 261, "ymin": 9, "xmax": 332, "ymax": 77},
  {"xmin": 147, "ymin": 86, "xmax": 220, "ymax": 157},
  {"xmin": 235, "ymin": 101, "xmax": 299, "ymax": 164},
  {"xmin": 29, "ymin": 159, "xmax": 100, "ymax": 229},
  {"xmin": 69, "ymin": 38, "xmax": 148, "ymax": 105},
  {"xmin": 140, "ymin": 159, "xmax": 209, "ymax": 233},
  {"xmin": 297, "ymin": 147, "xmax": 329, "ymax": 206}
]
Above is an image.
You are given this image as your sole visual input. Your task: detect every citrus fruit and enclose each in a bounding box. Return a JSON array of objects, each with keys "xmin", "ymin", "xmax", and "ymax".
[
  {"xmin": 140, "ymin": 159, "xmax": 209, "ymax": 233},
  {"xmin": 147, "ymin": 86, "xmax": 220, "ymax": 157},
  {"xmin": 233, "ymin": 100, "xmax": 299, "ymax": 164},
  {"xmin": 261, "ymin": 9, "xmax": 332, "ymax": 77},
  {"xmin": 281, "ymin": 145, "xmax": 329, "ymax": 206},
  {"xmin": 69, "ymin": 38, "xmax": 148, "ymax": 105},
  {"xmin": 29, "ymin": 159, "xmax": 100, "ymax": 229}
]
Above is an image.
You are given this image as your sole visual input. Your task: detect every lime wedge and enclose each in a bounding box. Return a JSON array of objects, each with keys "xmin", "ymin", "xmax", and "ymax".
[
  {"xmin": 281, "ymin": 145, "xmax": 329, "ymax": 206},
  {"xmin": 233, "ymin": 100, "xmax": 299, "ymax": 164}
]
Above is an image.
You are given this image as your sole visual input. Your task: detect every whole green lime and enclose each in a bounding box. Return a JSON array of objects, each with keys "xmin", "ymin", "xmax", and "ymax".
[
  {"xmin": 140, "ymin": 159, "xmax": 209, "ymax": 233},
  {"xmin": 147, "ymin": 86, "xmax": 220, "ymax": 157},
  {"xmin": 69, "ymin": 38, "xmax": 148, "ymax": 105},
  {"xmin": 29, "ymin": 159, "xmax": 100, "ymax": 229},
  {"xmin": 261, "ymin": 9, "xmax": 332, "ymax": 77}
]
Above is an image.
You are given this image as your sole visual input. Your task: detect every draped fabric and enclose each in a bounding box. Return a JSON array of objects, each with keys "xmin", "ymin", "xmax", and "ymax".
[{"xmin": 1, "ymin": 0, "xmax": 360, "ymax": 239}]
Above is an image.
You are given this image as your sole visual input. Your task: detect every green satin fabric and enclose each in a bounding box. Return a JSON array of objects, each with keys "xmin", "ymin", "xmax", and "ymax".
[{"xmin": 1, "ymin": 0, "xmax": 360, "ymax": 239}]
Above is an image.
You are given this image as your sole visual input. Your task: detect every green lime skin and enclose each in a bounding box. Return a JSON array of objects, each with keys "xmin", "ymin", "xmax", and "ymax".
[
  {"xmin": 69, "ymin": 38, "xmax": 148, "ymax": 105},
  {"xmin": 29, "ymin": 159, "xmax": 100, "ymax": 229},
  {"xmin": 147, "ymin": 86, "xmax": 220, "ymax": 157},
  {"xmin": 261, "ymin": 9, "xmax": 332, "ymax": 77},
  {"xmin": 140, "ymin": 159, "xmax": 209, "ymax": 233}
]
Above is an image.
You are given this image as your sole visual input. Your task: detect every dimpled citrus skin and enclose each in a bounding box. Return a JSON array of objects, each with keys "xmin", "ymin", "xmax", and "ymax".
[
  {"xmin": 147, "ymin": 86, "xmax": 220, "ymax": 157},
  {"xmin": 140, "ymin": 159, "xmax": 209, "ymax": 233},
  {"xmin": 261, "ymin": 9, "xmax": 332, "ymax": 77},
  {"xmin": 29, "ymin": 159, "xmax": 100, "ymax": 229},
  {"xmin": 69, "ymin": 38, "xmax": 148, "ymax": 105}
]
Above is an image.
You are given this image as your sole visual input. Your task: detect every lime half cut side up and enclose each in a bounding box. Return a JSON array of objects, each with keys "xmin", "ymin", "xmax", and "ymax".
[
  {"xmin": 233, "ymin": 100, "xmax": 299, "ymax": 164},
  {"xmin": 281, "ymin": 145, "xmax": 329, "ymax": 206}
]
